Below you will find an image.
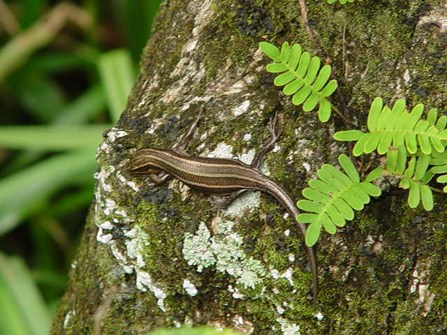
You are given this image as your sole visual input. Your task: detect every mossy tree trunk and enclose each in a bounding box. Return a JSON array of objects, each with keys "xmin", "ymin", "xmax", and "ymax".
[{"xmin": 52, "ymin": 1, "xmax": 447, "ymax": 334}]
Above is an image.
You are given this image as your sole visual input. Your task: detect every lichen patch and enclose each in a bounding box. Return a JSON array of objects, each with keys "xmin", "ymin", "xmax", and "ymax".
[{"xmin": 182, "ymin": 221, "xmax": 266, "ymax": 289}]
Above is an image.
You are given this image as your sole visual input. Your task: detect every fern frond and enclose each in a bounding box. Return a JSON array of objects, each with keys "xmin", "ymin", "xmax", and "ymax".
[
  {"xmin": 334, "ymin": 98, "xmax": 447, "ymax": 156},
  {"xmin": 385, "ymin": 151, "xmax": 434, "ymax": 210},
  {"xmin": 435, "ymin": 174, "xmax": 447, "ymax": 192},
  {"xmin": 429, "ymin": 151, "xmax": 447, "ymax": 192},
  {"xmin": 259, "ymin": 41, "xmax": 338, "ymax": 122},
  {"xmin": 297, "ymin": 154, "xmax": 382, "ymax": 246}
]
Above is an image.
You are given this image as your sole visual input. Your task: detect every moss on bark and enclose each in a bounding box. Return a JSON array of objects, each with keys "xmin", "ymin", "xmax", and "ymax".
[{"xmin": 52, "ymin": 1, "xmax": 447, "ymax": 334}]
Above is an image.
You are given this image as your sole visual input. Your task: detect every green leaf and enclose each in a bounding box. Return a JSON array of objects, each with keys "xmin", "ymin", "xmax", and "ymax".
[
  {"xmin": 396, "ymin": 146, "xmax": 407, "ymax": 174},
  {"xmin": 436, "ymin": 115, "xmax": 447, "ymax": 131},
  {"xmin": 350, "ymin": 184, "xmax": 371, "ymax": 203},
  {"xmin": 260, "ymin": 42, "xmax": 337, "ymax": 122},
  {"xmin": 413, "ymin": 154, "xmax": 430, "ymax": 180},
  {"xmin": 393, "ymin": 132, "xmax": 405, "ymax": 148},
  {"xmin": 321, "ymin": 213, "xmax": 336, "ymax": 234},
  {"xmin": 340, "ymin": 190, "xmax": 364, "ymax": 211},
  {"xmin": 305, "ymin": 222, "xmax": 322, "ymax": 247},
  {"xmin": 403, "ymin": 156, "xmax": 417, "ymax": 178},
  {"xmin": 429, "ymin": 135, "xmax": 445, "ymax": 153},
  {"xmin": 114, "ymin": 0, "xmax": 162, "ymax": 59},
  {"xmin": 408, "ymin": 181, "xmax": 420, "ymax": 208},
  {"xmin": 296, "ymin": 213, "xmax": 318, "ymax": 224},
  {"xmin": 326, "ymin": 205, "xmax": 345, "ymax": 227},
  {"xmin": 359, "ymin": 182, "xmax": 381, "ymax": 197},
  {"xmin": 391, "ymin": 98, "xmax": 406, "ymax": 115},
  {"xmin": 266, "ymin": 63, "xmax": 288, "ymax": 73},
  {"xmin": 345, "ymin": 98, "xmax": 447, "ymax": 157},
  {"xmin": 333, "ymin": 130, "xmax": 364, "ymax": 141},
  {"xmin": 376, "ymin": 106, "xmax": 392, "ymax": 131},
  {"xmin": 318, "ymin": 99, "xmax": 331, "ymax": 122},
  {"xmin": 296, "ymin": 52, "xmax": 311, "ymax": 78},
  {"xmin": 305, "ymin": 56, "xmax": 321, "ymax": 84},
  {"xmin": 259, "ymin": 42, "xmax": 281, "ymax": 62},
  {"xmin": 352, "ymin": 134, "xmax": 370, "ymax": 157},
  {"xmin": 22, "ymin": 51, "xmax": 88, "ymax": 75},
  {"xmin": 417, "ymin": 134, "xmax": 432, "ymax": 155},
  {"xmin": 308, "ymin": 179, "xmax": 332, "ymax": 194},
  {"xmin": 333, "ymin": 198, "xmax": 354, "ymax": 220},
  {"xmin": 386, "ymin": 148, "xmax": 398, "ymax": 171},
  {"xmin": 303, "ymin": 92, "xmax": 320, "ymax": 112},
  {"xmin": 0, "ymin": 125, "xmax": 109, "ymax": 150},
  {"xmin": 365, "ymin": 167, "xmax": 384, "ymax": 182},
  {"xmin": 436, "ymin": 174, "xmax": 447, "ymax": 193},
  {"xmin": 317, "ymin": 165, "xmax": 349, "ymax": 191},
  {"xmin": 298, "ymin": 155, "xmax": 380, "ymax": 246},
  {"xmin": 283, "ymin": 78, "xmax": 304, "ymax": 96},
  {"xmin": 15, "ymin": 76, "xmax": 65, "ymax": 122},
  {"xmin": 53, "ymin": 84, "xmax": 107, "ymax": 125},
  {"xmin": 280, "ymin": 42, "xmax": 291, "ymax": 63},
  {"xmin": 431, "ymin": 165, "xmax": 447, "ymax": 174},
  {"xmin": 292, "ymin": 86, "xmax": 312, "ymax": 105},
  {"xmin": 420, "ymin": 184, "xmax": 433, "ymax": 211},
  {"xmin": 312, "ymin": 65, "xmax": 331, "ymax": 91},
  {"xmin": 427, "ymin": 108, "xmax": 438, "ymax": 126},
  {"xmin": 0, "ymin": 253, "xmax": 51, "ymax": 335},
  {"xmin": 367, "ymin": 97, "xmax": 383, "ymax": 131},
  {"xmin": 288, "ymin": 44, "xmax": 302, "ymax": 70},
  {"xmin": 405, "ymin": 133, "xmax": 418, "ymax": 154},
  {"xmin": 302, "ymin": 187, "xmax": 332, "ymax": 203},
  {"xmin": 320, "ymin": 80, "xmax": 338, "ymax": 97},
  {"xmin": 377, "ymin": 133, "xmax": 393, "ymax": 154},
  {"xmin": 296, "ymin": 200, "xmax": 324, "ymax": 213},
  {"xmin": 0, "ymin": 148, "xmax": 96, "ymax": 235},
  {"xmin": 275, "ymin": 71, "xmax": 296, "ymax": 86},
  {"xmin": 98, "ymin": 49, "xmax": 135, "ymax": 122}
]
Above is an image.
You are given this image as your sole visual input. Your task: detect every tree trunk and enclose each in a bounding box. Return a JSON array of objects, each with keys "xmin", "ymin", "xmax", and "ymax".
[{"xmin": 51, "ymin": 1, "xmax": 447, "ymax": 334}]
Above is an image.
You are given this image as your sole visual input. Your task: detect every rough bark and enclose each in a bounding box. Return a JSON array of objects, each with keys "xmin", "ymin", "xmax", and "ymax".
[{"xmin": 52, "ymin": 1, "xmax": 447, "ymax": 334}]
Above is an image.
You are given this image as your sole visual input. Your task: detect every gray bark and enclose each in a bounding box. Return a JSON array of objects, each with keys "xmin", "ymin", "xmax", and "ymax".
[{"xmin": 52, "ymin": 1, "xmax": 447, "ymax": 334}]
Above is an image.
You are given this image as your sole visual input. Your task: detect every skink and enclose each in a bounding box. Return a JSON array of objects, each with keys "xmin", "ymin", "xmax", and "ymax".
[{"xmin": 129, "ymin": 147, "xmax": 318, "ymax": 302}]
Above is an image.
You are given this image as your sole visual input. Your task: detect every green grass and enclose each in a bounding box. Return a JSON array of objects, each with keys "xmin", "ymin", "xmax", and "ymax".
[{"xmin": 0, "ymin": 0, "xmax": 161, "ymax": 332}]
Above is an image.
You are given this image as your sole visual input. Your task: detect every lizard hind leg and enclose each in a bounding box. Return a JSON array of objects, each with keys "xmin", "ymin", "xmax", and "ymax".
[
  {"xmin": 251, "ymin": 111, "xmax": 283, "ymax": 169},
  {"xmin": 215, "ymin": 112, "xmax": 284, "ymax": 208},
  {"xmin": 173, "ymin": 108, "xmax": 204, "ymax": 152}
]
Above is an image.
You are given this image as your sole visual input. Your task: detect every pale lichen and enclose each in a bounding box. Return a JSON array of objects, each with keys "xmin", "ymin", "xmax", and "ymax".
[
  {"xmin": 410, "ymin": 267, "xmax": 435, "ymax": 316},
  {"xmin": 63, "ymin": 310, "xmax": 75, "ymax": 329},
  {"xmin": 183, "ymin": 279, "xmax": 198, "ymax": 297},
  {"xmin": 93, "ymin": 128, "xmax": 168, "ymax": 311},
  {"xmin": 232, "ymin": 100, "xmax": 251, "ymax": 116},
  {"xmin": 182, "ymin": 221, "xmax": 266, "ymax": 289},
  {"xmin": 182, "ymin": 222, "xmax": 215, "ymax": 272},
  {"xmin": 276, "ymin": 317, "xmax": 300, "ymax": 335}
]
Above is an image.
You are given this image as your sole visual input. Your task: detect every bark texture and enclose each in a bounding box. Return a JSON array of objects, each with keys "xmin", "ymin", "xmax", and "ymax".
[{"xmin": 52, "ymin": 1, "xmax": 447, "ymax": 334}]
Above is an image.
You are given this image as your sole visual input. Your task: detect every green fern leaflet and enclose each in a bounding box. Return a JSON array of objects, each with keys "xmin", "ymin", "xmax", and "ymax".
[
  {"xmin": 385, "ymin": 147, "xmax": 434, "ymax": 210},
  {"xmin": 297, "ymin": 154, "xmax": 382, "ymax": 246},
  {"xmin": 429, "ymin": 151, "xmax": 447, "ymax": 192},
  {"xmin": 334, "ymin": 98, "xmax": 447, "ymax": 156},
  {"xmin": 259, "ymin": 41, "xmax": 338, "ymax": 122}
]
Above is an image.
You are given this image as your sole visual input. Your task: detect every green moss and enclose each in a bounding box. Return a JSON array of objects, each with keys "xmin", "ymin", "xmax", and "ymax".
[{"xmin": 53, "ymin": 1, "xmax": 447, "ymax": 334}]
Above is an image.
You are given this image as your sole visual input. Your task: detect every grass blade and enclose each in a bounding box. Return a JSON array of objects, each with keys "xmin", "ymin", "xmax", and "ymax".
[
  {"xmin": 0, "ymin": 253, "xmax": 51, "ymax": 335},
  {"xmin": 0, "ymin": 148, "xmax": 97, "ymax": 235},
  {"xmin": 98, "ymin": 49, "xmax": 135, "ymax": 122},
  {"xmin": 0, "ymin": 125, "xmax": 109, "ymax": 150}
]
